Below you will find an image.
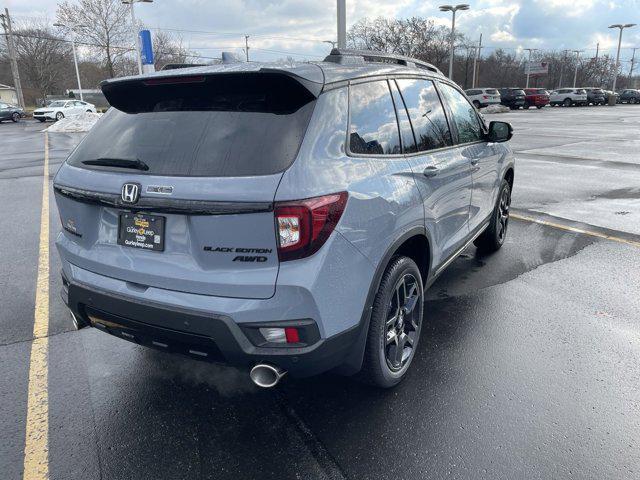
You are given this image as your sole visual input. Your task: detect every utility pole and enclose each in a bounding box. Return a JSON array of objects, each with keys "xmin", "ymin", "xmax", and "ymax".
[
  {"xmin": 337, "ymin": 0, "xmax": 346, "ymax": 49},
  {"xmin": 0, "ymin": 9, "xmax": 25, "ymax": 108},
  {"xmin": 595, "ymin": 42, "xmax": 600, "ymax": 61},
  {"xmin": 609, "ymin": 23, "xmax": 637, "ymax": 103},
  {"xmin": 558, "ymin": 49, "xmax": 569, "ymax": 88},
  {"xmin": 572, "ymin": 50, "xmax": 583, "ymax": 88},
  {"xmin": 244, "ymin": 35, "xmax": 250, "ymax": 61},
  {"xmin": 471, "ymin": 33, "xmax": 482, "ymax": 88},
  {"xmin": 524, "ymin": 48, "xmax": 538, "ymax": 88},
  {"xmin": 629, "ymin": 47, "xmax": 637, "ymax": 78}
]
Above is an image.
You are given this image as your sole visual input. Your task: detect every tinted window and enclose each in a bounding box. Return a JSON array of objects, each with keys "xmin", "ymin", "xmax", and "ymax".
[
  {"xmin": 396, "ymin": 78, "xmax": 452, "ymax": 152},
  {"xmin": 67, "ymin": 74, "xmax": 316, "ymax": 177},
  {"xmin": 349, "ymin": 80, "xmax": 401, "ymax": 155},
  {"xmin": 485, "ymin": 89, "xmax": 499, "ymax": 94},
  {"xmin": 438, "ymin": 83, "xmax": 483, "ymax": 145},
  {"xmin": 389, "ymin": 80, "xmax": 416, "ymax": 153},
  {"xmin": 466, "ymin": 89, "xmax": 482, "ymax": 96}
]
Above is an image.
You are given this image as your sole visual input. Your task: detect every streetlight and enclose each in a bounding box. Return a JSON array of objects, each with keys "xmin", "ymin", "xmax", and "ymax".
[
  {"xmin": 524, "ymin": 48, "xmax": 538, "ymax": 88},
  {"xmin": 53, "ymin": 22, "xmax": 84, "ymax": 101},
  {"xmin": 323, "ymin": 40, "xmax": 337, "ymax": 49},
  {"xmin": 609, "ymin": 23, "xmax": 637, "ymax": 104},
  {"xmin": 439, "ymin": 4, "xmax": 470, "ymax": 80},
  {"xmin": 122, "ymin": 0, "xmax": 153, "ymax": 75},
  {"xmin": 572, "ymin": 50, "xmax": 583, "ymax": 88}
]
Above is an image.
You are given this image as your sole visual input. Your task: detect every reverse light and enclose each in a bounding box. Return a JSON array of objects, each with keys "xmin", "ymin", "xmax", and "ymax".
[
  {"xmin": 258, "ymin": 327, "xmax": 301, "ymax": 344},
  {"xmin": 275, "ymin": 192, "xmax": 348, "ymax": 262}
]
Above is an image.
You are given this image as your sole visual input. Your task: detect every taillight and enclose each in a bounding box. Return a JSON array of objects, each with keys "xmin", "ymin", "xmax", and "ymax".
[
  {"xmin": 274, "ymin": 192, "xmax": 348, "ymax": 261},
  {"xmin": 482, "ymin": 95, "xmax": 489, "ymax": 99}
]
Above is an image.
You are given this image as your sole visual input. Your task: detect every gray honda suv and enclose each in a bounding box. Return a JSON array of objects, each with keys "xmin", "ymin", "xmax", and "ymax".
[{"xmin": 54, "ymin": 49, "xmax": 514, "ymax": 388}]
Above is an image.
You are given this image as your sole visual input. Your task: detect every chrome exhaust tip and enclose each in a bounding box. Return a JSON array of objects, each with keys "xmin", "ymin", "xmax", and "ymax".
[
  {"xmin": 70, "ymin": 311, "xmax": 81, "ymax": 330},
  {"xmin": 250, "ymin": 364, "xmax": 287, "ymax": 388}
]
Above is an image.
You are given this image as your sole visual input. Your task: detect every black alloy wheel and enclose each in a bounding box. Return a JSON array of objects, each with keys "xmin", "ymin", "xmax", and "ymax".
[
  {"xmin": 384, "ymin": 273, "xmax": 421, "ymax": 372},
  {"xmin": 474, "ymin": 179, "xmax": 511, "ymax": 252},
  {"xmin": 11, "ymin": 112, "xmax": 20, "ymax": 122},
  {"xmin": 358, "ymin": 256, "xmax": 424, "ymax": 388}
]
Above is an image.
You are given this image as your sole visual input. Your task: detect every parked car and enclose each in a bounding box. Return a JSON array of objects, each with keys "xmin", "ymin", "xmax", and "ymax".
[
  {"xmin": 583, "ymin": 88, "xmax": 606, "ymax": 105},
  {"xmin": 33, "ymin": 99, "xmax": 97, "ymax": 122},
  {"xmin": 523, "ymin": 88, "xmax": 550, "ymax": 109},
  {"xmin": 618, "ymin": 89, "xmax": 640, "ymax": 104},
  {"xmin": 549, "ymin": 88, "xmax": 588, "ymax": 106},
  {"xmin": 465, "ymin": 88, "xmax": 501, "ymax": 108},
  {"xmin": 498, "ymin": 88, "xmax": 526, "ymax": 109},
  {"xmin": 0, "ymin": 102, "xmax": 25, "ymax": 122},
  {"xmin": 53, "ymin": 49, "xmax": 515, "ymax": 389}
]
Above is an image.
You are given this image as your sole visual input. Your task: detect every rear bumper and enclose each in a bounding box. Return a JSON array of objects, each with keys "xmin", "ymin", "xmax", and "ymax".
[{"xmin": 63, "ymin": 276, "xmax": 363, "ymax": 377}]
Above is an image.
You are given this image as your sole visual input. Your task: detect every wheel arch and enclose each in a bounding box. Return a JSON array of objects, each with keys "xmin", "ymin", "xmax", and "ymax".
[
  {"xmin": 504, "ymin": 166, "xmax": 514, "ymax": 191},
  {"xmin": 336, "ymin": 226, "xmax": 432, "ymax": 375}
]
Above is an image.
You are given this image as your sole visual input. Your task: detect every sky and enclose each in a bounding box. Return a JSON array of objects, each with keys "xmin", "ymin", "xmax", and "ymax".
[{"xmin": 5, "ymin": 0, "xmax": 640, "ymax": 65}]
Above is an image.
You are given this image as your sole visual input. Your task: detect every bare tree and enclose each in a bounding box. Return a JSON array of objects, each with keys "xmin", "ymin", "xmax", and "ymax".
[
  {"xmin": 57, "ymin": 0, "xmax": 130, "ymax": 78},
  {"xmin": 152, "ymin": 30, "xmax": 191, "ymax": 70},
  {"xmin": 10, "ymin": 25, "xmax": 72, "ymax": 103}
]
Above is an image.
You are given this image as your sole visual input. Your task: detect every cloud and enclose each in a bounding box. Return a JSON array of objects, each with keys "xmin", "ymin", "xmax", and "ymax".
[{"xmin": 5, "ymin": 0, "xmax": 640, "ymax": 62}]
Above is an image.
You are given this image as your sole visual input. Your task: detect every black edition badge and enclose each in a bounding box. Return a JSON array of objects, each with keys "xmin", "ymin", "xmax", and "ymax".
[{"xmin": 204, "ymin": 246, "xmax": 272, "ymax": 263}]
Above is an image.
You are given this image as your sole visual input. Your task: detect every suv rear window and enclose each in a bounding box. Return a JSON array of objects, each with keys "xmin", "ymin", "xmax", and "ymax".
[
  {"xmin": 485, "ymin": 89, "xmax": 499, "ymax": 94},
  {"xmin": 67, "ymin": 73, "xmax": 316, "ymax": 177}
]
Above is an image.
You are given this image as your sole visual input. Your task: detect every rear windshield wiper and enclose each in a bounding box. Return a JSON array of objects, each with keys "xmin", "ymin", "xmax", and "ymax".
[{"xmin": 82, "ymin": 157, "xmax": 149, "ymax": 171}]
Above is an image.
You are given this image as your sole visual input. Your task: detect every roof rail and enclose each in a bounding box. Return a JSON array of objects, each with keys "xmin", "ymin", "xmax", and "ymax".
[{"xmin": 323, "ymin": 48, "xmax": 442, "ymax": 75}]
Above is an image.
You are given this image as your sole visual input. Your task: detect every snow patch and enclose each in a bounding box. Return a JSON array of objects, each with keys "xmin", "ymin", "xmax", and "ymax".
[
  {"xmin": 480, "ymin": 104, "xmax": 510, "ymax": 114},
  {"xmin": 45, "ymin": 112, "xmax": 103, "ymax": 133}
]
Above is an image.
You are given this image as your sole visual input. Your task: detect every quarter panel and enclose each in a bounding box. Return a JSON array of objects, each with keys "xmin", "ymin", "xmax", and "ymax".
[{"xmin": 275, "ymin": 87, "xmax": 425, "ymax": 271}]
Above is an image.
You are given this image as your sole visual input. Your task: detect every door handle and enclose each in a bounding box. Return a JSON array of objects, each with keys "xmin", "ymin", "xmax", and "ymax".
[{"xmin": 423, "ymin": 166, "xmax": 439, "ymax": 178}]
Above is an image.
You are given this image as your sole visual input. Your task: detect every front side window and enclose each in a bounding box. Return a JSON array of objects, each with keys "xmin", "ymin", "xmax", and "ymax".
[
  {"xmin": 396, "ymin": 78, "xmax": 452, "ymax": 152},
  {"xmin": 438, "ymin": 82, "xmax": 483, "ymax": 145},
  {"xmin": 349, "ymin": 80, "xmax": 401, "ymax": 155}
]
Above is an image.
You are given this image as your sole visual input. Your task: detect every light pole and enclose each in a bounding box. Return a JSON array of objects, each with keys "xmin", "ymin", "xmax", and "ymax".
[
  {"xmin": 439, "ymin": 4, "xmax": 470, "ymax": 80},
  {"xmin": 524, "ymin": 48, "xmax": 538, "ymax": 88},
  {"xmin": 572, "ymin": 50, "xmax": 583, "ymax": 88},
  {"xmin": 609, "ymin": 23, "xmax": 637, "ymax": 104},
  {"xmin": 324, "ymin": 40, "xmax": 337, "ymax": 49},
  {"xmin": 122, "ymin": 0, "xmax": 153, "ymax": 75},
  {"xmin": 54, "ymin": 23, "xmax": 84, "ymax": 101}
]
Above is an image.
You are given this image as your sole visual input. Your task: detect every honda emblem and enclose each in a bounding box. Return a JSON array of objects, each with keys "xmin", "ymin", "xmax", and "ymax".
[{"xmin": 121, "ymin": 183, "xmax": 141, "ymax": 204}]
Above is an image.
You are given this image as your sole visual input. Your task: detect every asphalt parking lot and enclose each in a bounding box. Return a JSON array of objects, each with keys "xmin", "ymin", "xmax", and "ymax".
[{"xmin": 1, "ymin": 106, "xmax": 639, "ymax": 480}]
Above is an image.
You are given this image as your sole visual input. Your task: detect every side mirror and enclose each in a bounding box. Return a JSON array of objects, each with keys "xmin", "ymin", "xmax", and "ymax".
[{"xmin": 487, "ymin": 121, "xmax": 513, "ymax": 143}]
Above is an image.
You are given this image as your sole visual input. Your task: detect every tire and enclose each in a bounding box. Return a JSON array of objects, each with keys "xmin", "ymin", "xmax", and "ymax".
[
  {"xmin": 357, "ymin": 256, "xmax": 424, "ymax": 388},
  {"xmin": 473, "ymin": 100, "xmax": 481, "ymax": 109},
  {"xmin": 563, "ymin": 98, "xmax": 572, "ymax": 107},
  {"xmin": 631, "ymin": 98, "xmax": 638, "ymax": 104},
  {"xmin": 55, "ymin": 111, "xmax": 64, "ymax": 121},
  {"xmin": 37, "ymin": 118, "xmax": 46, "ymax": 123},
  {"xmin": 536, "ymin": 105, "xmax": 543, "ymax": 109},
  {"xmin": 474, "ymin": 179, "xmax": 511, "ymax": 253},
  {"xmin": 524, "ymin": 102, "xmax": 530, "ymax": 109},
  {"xmin": 11, "ymin": 112, "xmax": 20, "ymax": 122}
]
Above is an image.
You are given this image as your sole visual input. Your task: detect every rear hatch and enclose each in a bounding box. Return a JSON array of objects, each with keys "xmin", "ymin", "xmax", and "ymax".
[{"xmin": 54, "ymin": 71, "xmax": 318, "ymax": 299}]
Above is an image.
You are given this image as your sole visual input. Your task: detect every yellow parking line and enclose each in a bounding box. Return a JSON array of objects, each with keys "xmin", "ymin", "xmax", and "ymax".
[
  {"xmin": 23, "ymin": 132, "xmax": 50, "ymax": 480},
  {"xmin": 511, "ymin": 213, "xmax": 640, "ymax": 248}
]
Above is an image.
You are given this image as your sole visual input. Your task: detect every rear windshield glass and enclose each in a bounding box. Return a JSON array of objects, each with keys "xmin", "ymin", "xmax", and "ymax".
[
  {"xmin": 67, "ymin": 73, "xmax": 316, "ymax": 177},
  {"xmin": 485, "ymin": 89, "xmax": 498, "ymax": 94}
]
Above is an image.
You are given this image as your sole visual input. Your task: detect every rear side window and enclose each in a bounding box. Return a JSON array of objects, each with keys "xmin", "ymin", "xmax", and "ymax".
[
  {"xmin": 349, "ymin": 80, "xmax": 401, "ymax": 155},
  {"xmin": 485, "ymin": 89, "xmax": 498, "ymax": 95},
  {"xmin": 67, "ymin": 73, "xmax": 316, "ymax": 177},
  {"xmin": 396, "ymin": 78, "xmax": 452, "ymax": 152},
  {"xmin": 466, "ymin": 89, "xmax": 482, "ymax": 96},
  {"xmin": 438, "ymin": 83, "xmax": 483, "ymax": 145}
]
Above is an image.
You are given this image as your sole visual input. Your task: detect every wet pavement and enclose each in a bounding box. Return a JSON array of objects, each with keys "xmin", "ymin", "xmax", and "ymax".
[{"xmin": 1, "ymin": 107, "xmax": 639, "ymax": 479}]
